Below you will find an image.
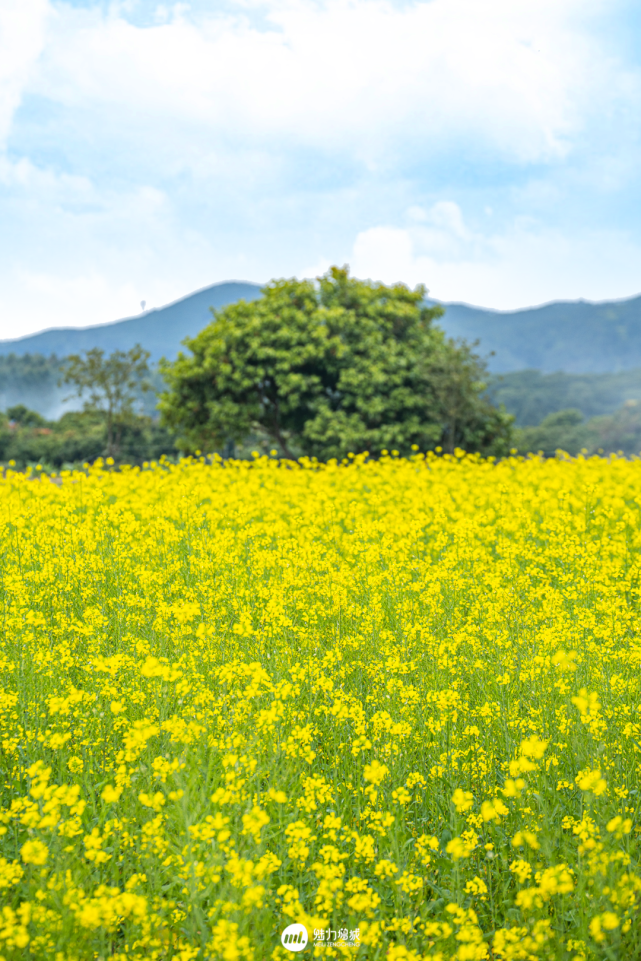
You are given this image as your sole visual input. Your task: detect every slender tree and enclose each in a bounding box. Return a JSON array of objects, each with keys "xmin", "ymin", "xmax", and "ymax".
[
  {"xmin": 59, "ymin": 345, "xmax": 152, "ymax": 459},
  {"xmin": 424, "ymin": 338, "xmax": 513, "ymax": 456}
]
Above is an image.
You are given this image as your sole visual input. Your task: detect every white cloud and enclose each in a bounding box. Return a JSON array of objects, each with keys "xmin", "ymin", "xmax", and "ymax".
[
  {"xmin": 350, "ymin": 203, "xmax": 641, "ymax": 308},
  {"xmin": 4, "ymin": 269, "xmax": 142, "ymax": 337},
  {"xmin": 0, "ymin": 153, "xmax": 95, "ymax": 198},
  {"xmin": 0, "ymin": 0, "xmax": 640, "ymax": 339},
  {"xmin": 0, "ymin": 0, "xmax": 49, "ymax": 144},
  {"xmin": 26, "ymin": 0, "xmax": 626, "ymax": 169}
]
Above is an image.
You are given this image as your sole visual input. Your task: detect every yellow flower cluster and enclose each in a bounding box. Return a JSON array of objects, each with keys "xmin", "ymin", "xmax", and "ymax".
[{"xmin": 0, "ymin": 450, "xmax": 640, "ymax": 959}]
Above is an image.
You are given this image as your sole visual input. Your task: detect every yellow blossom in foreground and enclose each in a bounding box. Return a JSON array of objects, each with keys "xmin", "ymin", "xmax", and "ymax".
[
  {"xmin": 241, "ymin": 806, "xmax": 270, "ymax": 843},
  {"xmin": 512, "ymin": 831, "xmax": 540, "ymax": 851},
  {"xmin": 576, "ymin": 769, "xmax": 608, "ymax": 796},
  {"xmin": 590, "ymin": 912, "xmax": 620, "ymax": 943},
  {"xmin": 502, "ymin": 778, "xmax": 526, "ymax": 799},
  {"xmin": 452, "ymin": 789, "xmax": 474, "ymax": 813},
  {"xmin": 101, "ymin": 784, "xmax": 123, "ymax": 804},
  {"xmin": 20, "ymin": 840, "xmax": 48, "ymax": 865},
  {"xmin": 0, "ymin": 452, "xmax": 641, "ymax": 956},
  {"xmin": 446, "ymin": 832, "xmax": 478, "ymax": 860},
  {"xmin": 607, "ymin": 816, "xmax": 633, "ymax": 838},
  {"xmin": 363, "ymin": 760, "xmax": 389, "ymax": 785},
  {"xmin": 481, "ymin": 798, "xmax": 509, "ymax": 823}
]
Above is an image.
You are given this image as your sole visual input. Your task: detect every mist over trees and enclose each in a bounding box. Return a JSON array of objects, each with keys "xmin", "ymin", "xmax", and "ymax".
[
  {"xmin": 0, "ymin": 347, "xmax": 171, "ymax": 469},
  {"xmin": 0, "ymin": 354, "xmax": 66, "ymax": 419},
  {"xmin": 60, "ymin": 345, "xmax": 153, "ymax": 459}
]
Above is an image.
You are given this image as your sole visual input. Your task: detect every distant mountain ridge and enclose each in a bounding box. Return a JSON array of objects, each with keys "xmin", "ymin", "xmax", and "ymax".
[
  {"xmin": 2, "ymin": 280, "xmax": 641, "ymax": 373},
  {"xmin": 436, "ymin": 295, "xmax": 641, "ymax": 373},
  {"xmin": 0, "ymin": 281, "xmax": 262, "ymax": 363}
]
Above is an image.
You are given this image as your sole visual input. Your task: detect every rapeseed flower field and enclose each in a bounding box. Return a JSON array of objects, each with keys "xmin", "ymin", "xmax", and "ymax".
[{"xmin": 1, "ymin": 451, "xmax": 641, "ymax": 960}]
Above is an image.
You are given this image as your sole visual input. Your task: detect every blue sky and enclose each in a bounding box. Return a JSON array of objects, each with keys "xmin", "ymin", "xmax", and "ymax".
[{"xmin": 1, "ymin": 0, "xmax": 641, "ymax": 337}]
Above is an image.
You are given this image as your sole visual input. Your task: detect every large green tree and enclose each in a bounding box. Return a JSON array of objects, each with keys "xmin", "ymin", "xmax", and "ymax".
[{"xmin": 159, "ymin": 267, "xmax": 512, "ymax": 459}]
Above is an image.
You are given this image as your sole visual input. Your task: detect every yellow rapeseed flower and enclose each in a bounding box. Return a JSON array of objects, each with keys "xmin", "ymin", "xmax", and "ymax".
[
  {"xmin": 1, "ymin": 452, "xmax": 641, "ymax": 955},
  {"xmin": 20, "ymin": 840, "xmax": 48, "ymax": 865}
]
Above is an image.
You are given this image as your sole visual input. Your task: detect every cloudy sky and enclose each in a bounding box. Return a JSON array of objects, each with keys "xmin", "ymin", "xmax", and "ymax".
[{"xmin": 1, "ymin": 0, "xmax": 641, "ymax": 337}]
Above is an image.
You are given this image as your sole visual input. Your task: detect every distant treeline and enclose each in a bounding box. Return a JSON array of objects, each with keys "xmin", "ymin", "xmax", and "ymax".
[
  {"xmin": 8, "ymin": 351, "xmax": 641, "ymax": 426},
  {"xmin": 487, "ymin": 368, "xmax": 641, "ymax": 426},
  {"xmin": 0, "ymin": 354, "xmax": 65, "ymax": 419},
  {"xmin": 513, "ymin": 404, "xmax": 641, "ymax": 458},
  {"xmin": 0, "ymin": 353, "xmax": 171, "ymax": 469},
  {"xmin": 0, "ymin": 353, "xmax": 162, "ymax": 421},
  {"xmin": 0, "ymin": 405, "xmax": 176, "ymax": 470},
  {"xmin": 4, "ymin": 352, "xmax": 641, "ymax": 465},
  {"xmin": 486, "ymin": 368, "xmax": 641, "ymax": 457}
]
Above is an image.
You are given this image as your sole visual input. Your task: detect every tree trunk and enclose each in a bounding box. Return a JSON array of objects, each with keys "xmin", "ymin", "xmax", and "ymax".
[
  {"xmin": 272, "ymin": 426, "xmax": 295, "ymax": 460},
  {"xmin": 107, "ymin": 409, "xmax": 114, "ymax": 458}
]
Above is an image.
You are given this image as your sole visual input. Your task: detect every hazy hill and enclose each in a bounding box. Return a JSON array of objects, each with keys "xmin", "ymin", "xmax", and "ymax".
[
  {"xmin": 2, "ymin": 281, "xmax": 641, "ymax": 373},
  {"xmin": 0, "ymin": 281, "xmax": 262, "ymax": 363},
  {"xmin": 438, "ymin": 296, "xmax": 641, "ymax": 373}
]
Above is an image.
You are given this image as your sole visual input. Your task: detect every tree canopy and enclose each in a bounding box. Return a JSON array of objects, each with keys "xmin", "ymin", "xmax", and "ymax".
[{"xmin": 159, "ymin": 267, "xmax": 513, "ymax": 460}]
